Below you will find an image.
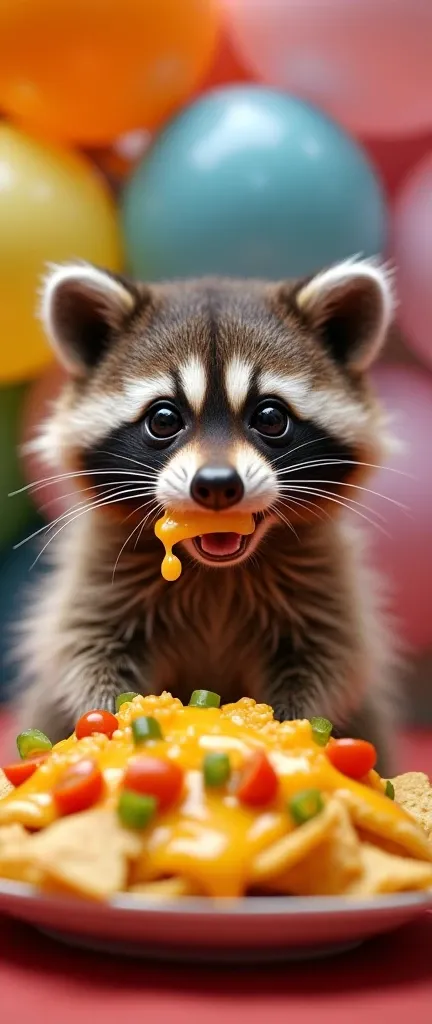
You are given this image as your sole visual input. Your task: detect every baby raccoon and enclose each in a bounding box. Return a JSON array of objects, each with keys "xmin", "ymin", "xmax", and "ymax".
[{"xmin": 18, "ymin": 257, "xmax": 396, "ymax": 769}]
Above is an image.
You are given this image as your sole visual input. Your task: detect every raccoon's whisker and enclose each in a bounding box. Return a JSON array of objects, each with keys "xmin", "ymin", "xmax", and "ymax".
[
  {"xmin": 278, "ymin": 486, "xmax": 390, "ymax": 537},
  {"xmin": 278, "ymin": 496, "xmax": 328, "ymax": 523},
  {"xmin": 278, "ymin": 483, "xmax": 387, "ymax": 523},
  {"xmin": 269, "ymin": 503, "xmax": 299, "ymax": 541},
  {"xmin": 111, "ymin": 500, "xmax": 162, "ymax": 583},
  {"xmin": 278, "ymin": 475, "xmax": 410, "ymax": 514},
  {"xmin": 9, "ymin": 468, "xmax": 157, "ymax": 498},
  {"xmin": 58, "ymin": 484, "xmax": 156, "ymax": 520},
  {"xmin": 275, "ymin": 457, "xmax": 412, "ymax": 479},
  {"xmin": 38, "ymin": 480, "xmax": 132, "ymax": 512},
  {"xmin": 14, "ymin": 486, "xmax": 157, "ymax": 551},
  {"xmin": 28, "ymin": 488, "xmax": 161, "ymax": 569},
  {"xmin": 133, "ymin": 502, "xmax": 163, "ymax": 551},
  {"xmin": 269, "ymin": 436, "xmax": 329, "ymax": 466},
  {"xmin": 95, "ymin": 450, "xmax": 159, "ymax": 475},
  {"xmin": 275, "ymin": 459, "xmax": 354, "ymax": 475},
  {"xmin": 276, "ymin": 498, "xmax": 310, "ymax": 526}
]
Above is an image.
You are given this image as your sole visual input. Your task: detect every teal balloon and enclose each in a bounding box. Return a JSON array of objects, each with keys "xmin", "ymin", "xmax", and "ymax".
[
  {"xmin": 0, "ymin": 383, "xmax": 35, "ymax": 552},
  {"xmin": 121, "ymin": 86, "xmax": 387, "ymax": 281}
]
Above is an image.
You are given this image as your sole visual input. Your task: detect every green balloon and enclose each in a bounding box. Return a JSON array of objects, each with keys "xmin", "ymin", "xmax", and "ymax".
[{"xmin": 0, "ymin": 382, "xmax": 35, "ymax": 551}]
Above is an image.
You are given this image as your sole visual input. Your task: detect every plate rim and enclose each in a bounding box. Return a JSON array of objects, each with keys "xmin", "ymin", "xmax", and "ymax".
[{"xmin": 0, "ymin": 877, "xmax": 431, "ymax": 918}]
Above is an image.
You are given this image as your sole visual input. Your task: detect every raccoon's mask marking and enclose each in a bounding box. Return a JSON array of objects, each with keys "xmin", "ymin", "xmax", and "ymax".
[{"xmin": 38, "ymin": 258, "xmax": 394, "ymax": 568}]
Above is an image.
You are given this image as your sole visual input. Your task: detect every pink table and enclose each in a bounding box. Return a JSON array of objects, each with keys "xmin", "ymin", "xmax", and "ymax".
[{"xmin": 1, "ymin": 719, "xmax": 431, "ymax": 1024}]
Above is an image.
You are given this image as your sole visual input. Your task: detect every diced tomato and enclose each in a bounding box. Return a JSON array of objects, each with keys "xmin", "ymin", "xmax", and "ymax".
[
  {"xmin": 75, "ymin": 709, "xmax": 118, "ymax": 740},
  {"xmin": 236, "ymin": 750, "xmax": 279, "ymax": 806},
  {"xmin": 3, "ymin": 752, "xmax": 49, "ymax": 787},
  {"xmin": 123, "ymin": 756, "xmax": 184, "ymax": 811},
  {"xmin": 53, "ymin": 759, "xmax": 104, "ymax": 815},
  {"xmin": 327, "ymin": 738, "xmax": 377, "ymax": 780}
]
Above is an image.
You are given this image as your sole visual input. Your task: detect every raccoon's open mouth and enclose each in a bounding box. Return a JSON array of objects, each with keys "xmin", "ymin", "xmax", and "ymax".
[
  {"xmin": 192, "ymin": 532, "xmax": 251, "ymax": 562},
  {"xmin": 190, "ymin": 512, "xmax": 266, "ymax": 565}
]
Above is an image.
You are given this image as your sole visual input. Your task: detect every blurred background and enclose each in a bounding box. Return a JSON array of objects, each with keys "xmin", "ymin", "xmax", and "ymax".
[{"xmin": 0, "ymin": 0, "xmax": 431, "ymax": 723}]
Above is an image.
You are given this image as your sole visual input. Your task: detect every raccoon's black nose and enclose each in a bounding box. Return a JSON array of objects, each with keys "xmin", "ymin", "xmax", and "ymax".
[{"xmin": 191, "ymin": 466, "xmax": 244, "ymax": 511}]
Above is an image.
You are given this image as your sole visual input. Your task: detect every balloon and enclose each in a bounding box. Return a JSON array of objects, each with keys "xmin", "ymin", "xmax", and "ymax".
[
  {"xmin": 121, "ymin": 86, "xmax": 387, "ymax": 281},
  {"xmin": 393, "ymin": 153, "xmax": 432, "ymax": 371},
  {"xmin": 365, "ymin": 134, "xmax": 432, "ymax": 201},
  {"xmin": 365, "ymin": 365, "xmax": 432, "ymax": 651},
  {"xmin": 0, "ymin": 0, "xmax": 220, "ymax": 145},
  {"xmin": 0, "ymin": 125, "xmax": 122, "ymax": 384},
  {"xmin": 89, "ymin": 130, "xmax": 152, "ymax": 190},
  {"xmin": 20, "ymin": 365, "xmax": 77, "ymax": 523},
  {"xmin": 224, "ymin": 0, "xmax": 432, "ymax": 138},
  {"xmin": 199, "ymin": 26, "xmax": 251, "ymax": 91},
  {"xmin": 0, "ymin": 384, "xmax": 36, "ymax": 552},
  {"xmin": 0, "ymin": 530, "xmax": 49, "ymax": 702}
]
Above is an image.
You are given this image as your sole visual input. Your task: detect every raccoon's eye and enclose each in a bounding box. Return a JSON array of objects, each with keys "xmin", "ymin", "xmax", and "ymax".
[
  {"xmin": 250, "ymin": 400, "xmax": 291, "ymax": 442},
  {"xmin": 144, "ymin": 401, "xmax": 184, "ymax": 444}
]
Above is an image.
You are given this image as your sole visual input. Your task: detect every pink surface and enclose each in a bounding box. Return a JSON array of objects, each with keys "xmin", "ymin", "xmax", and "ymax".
[{"xmin": 0, "ymin": 717, "xmax": 431, "ymax": 1024}]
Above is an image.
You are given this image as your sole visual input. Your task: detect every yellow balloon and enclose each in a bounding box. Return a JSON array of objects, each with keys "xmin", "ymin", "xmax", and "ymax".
[{"xmin": 0, "ymin": 125, "xmax": 122, "ymax": 383}]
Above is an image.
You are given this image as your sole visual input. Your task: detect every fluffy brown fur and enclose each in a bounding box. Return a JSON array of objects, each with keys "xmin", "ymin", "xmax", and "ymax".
[{"xmin": 16, "ymin": 259, "xmax": 398, "ymax": 770}]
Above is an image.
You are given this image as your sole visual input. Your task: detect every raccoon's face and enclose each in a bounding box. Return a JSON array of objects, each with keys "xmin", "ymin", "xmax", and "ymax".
[{"xmin": 37, "ymin": 259, "xmax": 393, "ymax": 568}]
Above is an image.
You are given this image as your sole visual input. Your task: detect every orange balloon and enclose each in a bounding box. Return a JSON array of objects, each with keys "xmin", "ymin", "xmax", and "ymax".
[{"xmin": 0, "ymin": 0, "xmax": 220, "ymax": 145}]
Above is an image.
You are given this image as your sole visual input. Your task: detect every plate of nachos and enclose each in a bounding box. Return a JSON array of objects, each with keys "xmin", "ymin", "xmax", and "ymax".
[{"xmin": 0, "ymin": 691, "xmax": 431, "ymax": 962}]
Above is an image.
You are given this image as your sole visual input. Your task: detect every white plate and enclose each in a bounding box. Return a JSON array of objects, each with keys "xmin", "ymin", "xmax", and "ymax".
[{"xmin": 0, "ymin": 879, "xmax": 430, "ymax": 963}]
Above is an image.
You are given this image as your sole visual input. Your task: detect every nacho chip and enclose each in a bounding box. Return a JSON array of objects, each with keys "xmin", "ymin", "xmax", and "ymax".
[
  {"xmin": 337, "ymin": 787, "xmax": 432, "ymax": 862},
  {"xmin": 264, "ymin": 798, "xmax": 362, "ymax": 896},
  {"xmin": 2, "ymin": 696, "xmax": 432, "ymax": 901},
  {"xmin": 30, "ymin": 809, "xmax": 142, "ymax": 900},
  {"xmin": 0, "ymin": 822, "xmax": 41, "ymax": 884},
  {"xmin": 392, "ymin": 772, "xmax": 432, "ymax": 841},
  {"xmin": 250, "ymin": 799, "xmax": 338, "ymax": 884},
  {"xmin": 345, "ymin": 842, "xmax": 432, "ymax": 896},
  {"xmin": 0, "ymin": 770, "xmax": 13, "ymax": 801}
]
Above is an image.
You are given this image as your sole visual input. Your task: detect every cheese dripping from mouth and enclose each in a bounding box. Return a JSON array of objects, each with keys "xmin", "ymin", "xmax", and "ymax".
[{"xmin": 154, "ymin": 511, "xmax": 256, "ymax": 580}]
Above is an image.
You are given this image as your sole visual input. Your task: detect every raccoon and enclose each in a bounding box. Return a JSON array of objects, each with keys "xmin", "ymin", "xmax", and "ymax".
[{"xmin": 17, "ymin": 257, "xmax": 397, "ymax": 769}]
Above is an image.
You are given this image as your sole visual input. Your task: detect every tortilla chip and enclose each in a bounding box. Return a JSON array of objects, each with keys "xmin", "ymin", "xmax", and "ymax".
[
  {"xmin": 0, "ymin": 823, "xmax": 28, "ymax": 848},
  {"xmin": 0, "ymin": 770, "xmax": 13, "ymax": 801},
  {"xmin": 250, "ymin": 799, "xmax": 339, "ymax": 884},
  {"xmin": 345, "ymin": 842, "xmax": 432, "ymax": 896},
  {"xmin": 0, "ymin": 823, "xmax": 41, "ymax": 884},
  {"xmin": 30, "ymin": 809, "xmax": 142, "ymax": 900},
  {"xmin": 264, "ymin": 798, "xmax": 362, "ymax": 896},
  {"xmin": 128, "ymin": 877, "xmax": 200, "ymax": 898},
  {"xmin": 337, "ymin": 787, "xmax": 432, "ymax": 862},
  {"xmin": 391, "ymin": 772, "xmax": 432, "ymax": 841}
]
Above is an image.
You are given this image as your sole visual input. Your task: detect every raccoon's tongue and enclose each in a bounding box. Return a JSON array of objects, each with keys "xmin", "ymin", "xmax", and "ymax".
[{"xmin": 199, "ymin": 532, "xmax": 242, "ymax": 556}]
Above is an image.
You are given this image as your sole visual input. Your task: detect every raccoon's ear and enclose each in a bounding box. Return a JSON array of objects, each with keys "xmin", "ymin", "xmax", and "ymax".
[
  {"xmin": 293, "ymin": 258, "xmax": 395, "ymax": 372},
  {"xmin": 40, "ymin": 262, "xmax": 147, "ymax": 377}
]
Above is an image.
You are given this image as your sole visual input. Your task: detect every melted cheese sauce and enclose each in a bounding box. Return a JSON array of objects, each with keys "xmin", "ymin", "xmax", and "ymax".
[
  {"xmin": 154, "ymin": 510, "xmax": 255, "ymax": 580},
  {"xmin": 0, "ymin": 697, "xmax": 426, "ymax": 896}
]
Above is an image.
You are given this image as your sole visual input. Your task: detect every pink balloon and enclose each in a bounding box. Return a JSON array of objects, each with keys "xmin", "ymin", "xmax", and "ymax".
[
  {"xmin": 224, "ymin": 0, "xmax": 432, "ymax": 137},
  {"xmin": 20, "ymin": 364, "xmax": 76, "ymax": 521},
  {"xmin": 364, "ymin": 365, "xmax": 432, "ymax": 651},
  {"xmin": 393, "ymin": 153, "xmax": 432, "ymax": 370}
]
